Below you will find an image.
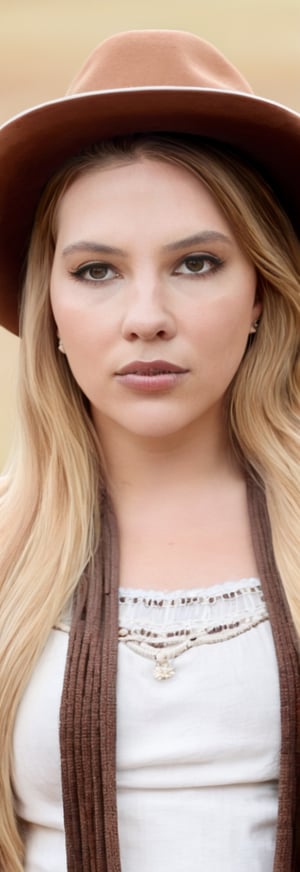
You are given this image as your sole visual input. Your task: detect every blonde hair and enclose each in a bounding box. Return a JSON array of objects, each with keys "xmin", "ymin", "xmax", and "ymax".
[{"xmin": 0, "ymin": 133, "xmax": 299, "ymax": 869}]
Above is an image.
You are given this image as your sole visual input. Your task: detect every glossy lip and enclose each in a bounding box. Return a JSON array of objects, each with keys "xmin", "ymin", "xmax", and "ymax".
[
  {"xmin": 116, "ymin": 359, "xmax": 188, "ymax": 375},
  {"xmin": 114, "ymin": 360, "xmax": 189, "ymax": 393}
]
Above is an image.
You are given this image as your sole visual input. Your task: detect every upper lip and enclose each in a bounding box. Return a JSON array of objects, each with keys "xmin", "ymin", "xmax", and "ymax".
[{"xmin": 116, "ymin": 360, "xmax": 188, "ymax": 375}]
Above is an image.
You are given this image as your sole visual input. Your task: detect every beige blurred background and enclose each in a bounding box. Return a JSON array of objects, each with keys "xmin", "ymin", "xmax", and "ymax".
[{"xmin": 1, "ymin": 0, "xmax": 299, "ymax": 468}]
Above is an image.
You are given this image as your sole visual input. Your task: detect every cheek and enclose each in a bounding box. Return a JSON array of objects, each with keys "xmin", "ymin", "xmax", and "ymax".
[
  {"xmin": 50, "ymin": 268, "xmax": 119, "ymax": 350},
  {"xmin": 61, "ymin": 336, "xmax": 102, "ymax": 403},
  {"xmin": 192, "ymin": 295, "xmax": 254, "ymax": 382},
  {"xmin": 52, "ymin": 302, "xmax": 115, "ymax": 401},
  {"xmin": 51, "ymin": 284, "xmax": 99, "ymax": 351},
  {"xmin": 195, "ymin": 298, "xmax": 252, "ymax": 345}
]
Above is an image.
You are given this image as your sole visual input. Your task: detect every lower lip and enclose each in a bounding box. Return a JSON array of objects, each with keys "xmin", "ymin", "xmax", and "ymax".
[{"xmin": 115, "ymin": 372, "xmax": 187, "ymax": 392}]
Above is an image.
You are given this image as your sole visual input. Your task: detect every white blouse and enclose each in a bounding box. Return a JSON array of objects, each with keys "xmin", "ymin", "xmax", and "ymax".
[{"xmin": 13, "ymin": 578, "xmax": 281, "ymax": 872}]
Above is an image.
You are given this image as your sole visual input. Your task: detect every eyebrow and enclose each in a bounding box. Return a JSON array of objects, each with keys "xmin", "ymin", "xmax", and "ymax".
[
  {"xmin": 62, "ymin": 241, "xmax": 127, "ymax": 257},
  {"xmin": 163, "ymin": 232, "xmax": 232, "ymax": 251},
  {"xmin": 62, "ymin": 231, "xmax": 232, "ymax": 258}
]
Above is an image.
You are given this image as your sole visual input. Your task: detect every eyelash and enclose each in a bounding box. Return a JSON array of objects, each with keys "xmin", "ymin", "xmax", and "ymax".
[
  {"xmin": 70, "ymin": 254, "xmax": 224, "ymax": 283},
  {"xmin": 174, "ymin": 254, "xmax": 224, "ymax": 276},
  {"xmin": 70, "ymin": 262, "xmax": 118, "ymax": 282}
]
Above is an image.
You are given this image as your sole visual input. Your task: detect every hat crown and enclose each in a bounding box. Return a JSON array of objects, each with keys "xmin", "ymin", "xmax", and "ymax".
[{"xmin": 67, "ymin": 30, "xmax": 253, "ymax": 96}]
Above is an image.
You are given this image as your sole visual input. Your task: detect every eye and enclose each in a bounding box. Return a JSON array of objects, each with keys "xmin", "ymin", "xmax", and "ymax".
[
  {"xmin": 70, "ymin": 261, "xmax": 118, "ymax": 282},
  {"xmin": 175, "ymin": 254, "xmax": 223, "ymax": 276}
]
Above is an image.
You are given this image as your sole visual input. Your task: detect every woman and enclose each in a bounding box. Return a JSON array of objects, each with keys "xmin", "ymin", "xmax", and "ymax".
[{"xmin": 0, "ymin": 29, "xmax": 299, "ymax": 872}]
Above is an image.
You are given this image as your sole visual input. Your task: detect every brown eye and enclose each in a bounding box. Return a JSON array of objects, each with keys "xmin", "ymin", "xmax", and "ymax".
[
  {"xmin": 87, "ymin": 264, "xmax": 110, "ymax": 280},
  {"xmin": 175, "ymin": 254, "xmax": 223, "ymax": 276},
  {"xmin": 72, "ymin": 262, "xmax": 117, "ymax": 282},
  {"xmin": 185, "ymin": 257, "xmax": 206, "ymax": 272}
]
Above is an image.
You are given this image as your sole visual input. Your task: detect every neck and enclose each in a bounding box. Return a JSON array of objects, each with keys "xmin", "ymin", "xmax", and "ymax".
[{"xmin": 96, "ymin": 413, "xmax": 242, "ymax": 503}]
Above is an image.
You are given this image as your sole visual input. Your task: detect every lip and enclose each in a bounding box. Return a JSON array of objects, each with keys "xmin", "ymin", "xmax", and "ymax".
[
  {"xmin": 116, "ymin": 360, "xmax": 188, "ymax": 375},
  {"xmin": 115, "ymin": 360, "xmax": 189, "ymax": 393}
]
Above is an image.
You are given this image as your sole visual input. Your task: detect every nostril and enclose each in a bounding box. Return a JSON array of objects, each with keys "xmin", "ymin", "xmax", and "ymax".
[
  {"xmin": 121, "ymin": 311, "xmax": 176, "ymax": 342},
  {"xmin": 126, "ymin": 326, "xmax": 170, "ymax": 341}
]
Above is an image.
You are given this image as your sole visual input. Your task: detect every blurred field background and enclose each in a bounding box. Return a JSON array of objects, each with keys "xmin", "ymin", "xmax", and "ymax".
[{"xmin": 0, "ymin": 0, "xmax": 299, "ymax": 468}]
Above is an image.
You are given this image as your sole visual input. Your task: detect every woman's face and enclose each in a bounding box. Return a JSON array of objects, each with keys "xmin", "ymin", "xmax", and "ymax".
[{"xmin": 50, "ymin": 157, "xmax": 261, "ymax": 443}]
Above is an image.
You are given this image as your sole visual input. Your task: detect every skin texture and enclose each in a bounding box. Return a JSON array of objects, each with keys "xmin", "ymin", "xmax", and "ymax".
[
  {"xmin": 50, "ymin": 157, "xmax": 262, "ymax": 589},
  {"xmin": 51, "ymin": 157, "xmax": 260, "ymax": 444}
]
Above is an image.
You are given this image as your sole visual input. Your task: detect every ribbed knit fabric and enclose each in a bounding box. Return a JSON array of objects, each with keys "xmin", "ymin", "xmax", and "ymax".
[{"xmin": 59, "ymin": 473, "xmax": 300, "ymax": 872}]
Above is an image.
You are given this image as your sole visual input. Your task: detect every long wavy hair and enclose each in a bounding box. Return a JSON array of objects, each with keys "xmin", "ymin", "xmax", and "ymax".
[{"xmin": 0, "ymin": 133, "xmax": 299, "ymax": 869}]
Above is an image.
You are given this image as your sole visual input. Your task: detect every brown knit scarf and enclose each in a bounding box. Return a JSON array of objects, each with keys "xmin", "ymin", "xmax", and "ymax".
[{"xmin": 60, "ymin": 474, "xmax": 300, "ymax": 871}]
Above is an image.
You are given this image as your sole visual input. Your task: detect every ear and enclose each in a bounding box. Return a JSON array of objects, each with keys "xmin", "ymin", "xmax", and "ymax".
[{"xmin": 57, "ymin": 336, "xmax": 66, "ymax": 354}]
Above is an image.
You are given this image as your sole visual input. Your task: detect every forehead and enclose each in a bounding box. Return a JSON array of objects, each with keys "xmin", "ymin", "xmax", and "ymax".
[{"xmin": 55, "ymin": 155, "xmax": 232, "ymax": 236}]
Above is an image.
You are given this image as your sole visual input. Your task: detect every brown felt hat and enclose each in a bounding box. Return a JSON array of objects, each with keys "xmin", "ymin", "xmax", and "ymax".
[{"xmin": 1, "ymin": 28, "xmax": 300, "ymax": 334}]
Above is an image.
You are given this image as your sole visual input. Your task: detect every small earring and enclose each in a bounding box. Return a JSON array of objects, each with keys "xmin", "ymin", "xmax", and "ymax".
[
  {"xmin": 58, "ymin": 337, "xmax": 65, "ymax": 353},
  {"xmin": 249, "ymin": 319, "xmax": 260, "ymax": 335}
]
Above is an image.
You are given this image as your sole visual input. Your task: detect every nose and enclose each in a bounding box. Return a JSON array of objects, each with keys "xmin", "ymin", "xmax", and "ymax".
[{"xmin": 121, "ymin": 279, "xmax": 176, "ymax": 342}]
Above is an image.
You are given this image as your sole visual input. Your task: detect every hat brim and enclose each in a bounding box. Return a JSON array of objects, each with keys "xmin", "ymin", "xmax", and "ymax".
[{"xmin": 1, "ymin": 85, "xmax": 299, "ymax": 334}]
